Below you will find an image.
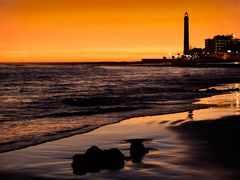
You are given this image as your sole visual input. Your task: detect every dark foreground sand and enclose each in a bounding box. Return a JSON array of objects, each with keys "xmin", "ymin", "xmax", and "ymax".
[
  {"xmin": 171, "ymin": 116, "xmax": 240, "ymax": 171},
  {"xmin": 0, "ymin": 92, "xmax": 239, "ymax": 180}
]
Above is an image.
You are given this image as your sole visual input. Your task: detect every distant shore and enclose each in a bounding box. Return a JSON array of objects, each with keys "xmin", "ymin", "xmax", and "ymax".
[
  {"xmin": 1, "ymin": 59, "xmax": 240, "ymax": 68},
  {"xmin": 141, "ymin": 58, "xmax": 240, "ymax": 67}
]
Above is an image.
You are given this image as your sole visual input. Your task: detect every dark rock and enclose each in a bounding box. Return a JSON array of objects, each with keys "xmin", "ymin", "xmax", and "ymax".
[
  {"xmin": 103, "ymin": 148, "xmax": 125, "ymax": 169},
  {"xmin": 71, "ymin": 146, "xmax": 125, "ymax": 175},
  {"xmin": 126, "ymin": 139, "xmax": 149, "ymax": 163},
  {"xmin": 72, "ymin": 154, "xmax": 87, "ymax": 175}
]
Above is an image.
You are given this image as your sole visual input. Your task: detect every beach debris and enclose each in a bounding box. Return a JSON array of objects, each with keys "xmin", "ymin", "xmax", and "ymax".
[{"xmin": 72, "ymin": 146, "xmax": 125, "ymax": 175}]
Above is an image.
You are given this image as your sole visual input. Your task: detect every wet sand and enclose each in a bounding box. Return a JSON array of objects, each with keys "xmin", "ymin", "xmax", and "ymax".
[{"xmin": 0, "ymin": 90, "xmax": 239, "ymax": 179}]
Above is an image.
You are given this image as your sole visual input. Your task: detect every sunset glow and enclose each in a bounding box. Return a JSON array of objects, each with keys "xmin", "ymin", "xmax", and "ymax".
[{"xmin": 0, "ymin": 0, "xmax": 239, "ymax": 62}]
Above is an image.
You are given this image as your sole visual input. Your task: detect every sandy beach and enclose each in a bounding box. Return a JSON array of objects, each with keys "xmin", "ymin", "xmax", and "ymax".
[{"xmin": 0, "ymin": 86, "xmax": 239, "ymax": 180}]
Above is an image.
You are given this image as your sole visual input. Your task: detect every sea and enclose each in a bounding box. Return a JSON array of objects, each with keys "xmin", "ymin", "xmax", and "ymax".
[{"xmin": 0, "ymin": 63, "xmax": 240, "ymax": 152}]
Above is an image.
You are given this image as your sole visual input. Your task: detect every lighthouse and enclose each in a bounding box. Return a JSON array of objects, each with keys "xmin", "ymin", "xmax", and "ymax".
[{"xmin": 184, "ymin": 12, "xmax": 189, "ymax": 55}]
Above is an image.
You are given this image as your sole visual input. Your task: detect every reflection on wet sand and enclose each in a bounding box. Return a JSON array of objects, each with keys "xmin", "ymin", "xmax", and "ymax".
[
  {"xmin": 69, "ymin": 86, "xmax": 240, "ymax": 178},
  {"xmin": 169, "ymin": 85, "xmax": 240, "ymax": 179},
  {"xmin": 196, "ymin": 83, "xmax": 240, "ymax": 108}
]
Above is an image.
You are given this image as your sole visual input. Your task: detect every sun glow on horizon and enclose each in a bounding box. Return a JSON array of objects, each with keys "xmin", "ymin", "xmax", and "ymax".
[{"xmin": 0, "ymin": 0, "xmax": 239, "ymax": 62}]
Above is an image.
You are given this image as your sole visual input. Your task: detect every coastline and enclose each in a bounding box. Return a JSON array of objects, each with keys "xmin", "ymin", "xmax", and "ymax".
[
  {"xmin": 0, "ymin": 86, "xmax": 239, "ymax": 179},
  {"xmin": 1, "ymin": 80, "xmax": 240, "ymax": 154},
  {"xmin": 1, "ymin": 59, "xmax": 240, "ymax": 68}
]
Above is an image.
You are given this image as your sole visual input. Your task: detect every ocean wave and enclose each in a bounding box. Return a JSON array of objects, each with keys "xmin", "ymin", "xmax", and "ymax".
[{"xmin": 0, "ymin": 64, "xmax": 240, "ymax": 153}]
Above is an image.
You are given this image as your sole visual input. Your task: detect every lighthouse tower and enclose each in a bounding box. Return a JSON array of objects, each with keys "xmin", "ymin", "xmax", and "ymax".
[{"xmin": 184, "ymin": 12, "xmax": 189, "ymax": 55}]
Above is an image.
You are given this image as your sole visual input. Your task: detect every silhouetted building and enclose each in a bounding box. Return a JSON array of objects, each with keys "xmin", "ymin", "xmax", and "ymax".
[
  {"xmin": 205, "ymin": 35, "xmax": 240, "ymax": 53},
  {"xmin": 184, "ymin": 12, "xmax": 189, "ymax": 55}
]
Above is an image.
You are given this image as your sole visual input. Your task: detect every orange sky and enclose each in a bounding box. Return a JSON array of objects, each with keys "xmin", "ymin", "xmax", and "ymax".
[{"xmin": 0, "ymin": 0, "xmax": 239, "ymax": 62}]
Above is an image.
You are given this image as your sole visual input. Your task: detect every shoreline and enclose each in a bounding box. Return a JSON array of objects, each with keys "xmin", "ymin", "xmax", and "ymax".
[
  {"xmin": 0, "ymin": 83, "xmax": 239, "ymax": 154},
  {"xmin": 0, "ymin": 88, "xmax": 239, "ymax": 179}
]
